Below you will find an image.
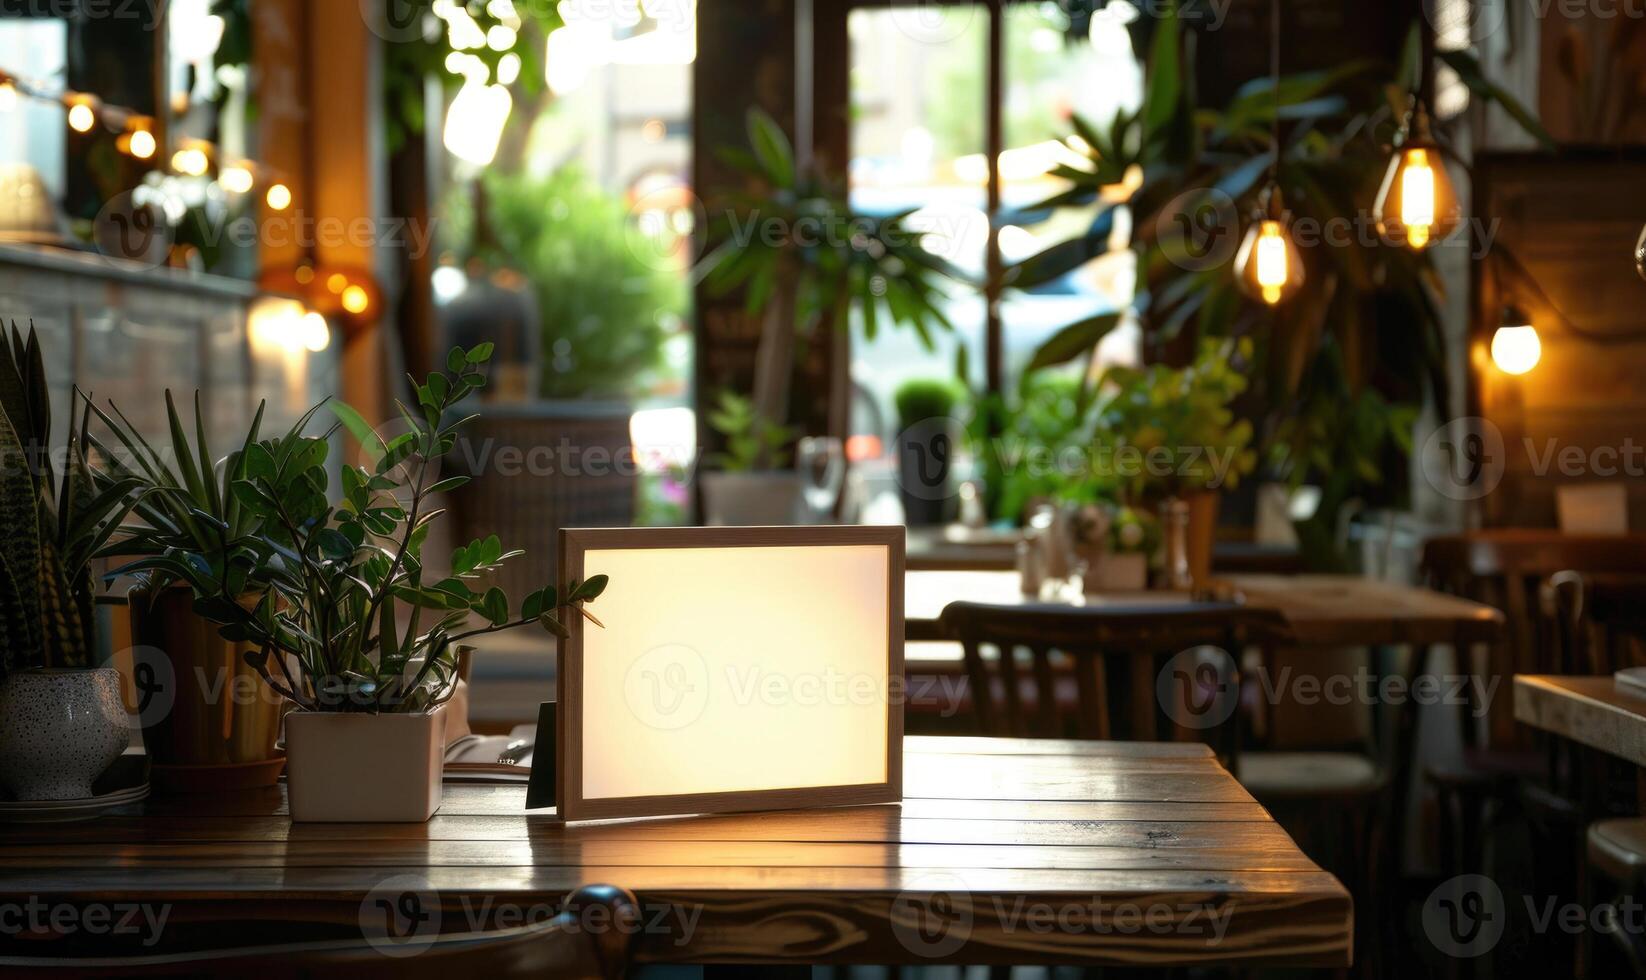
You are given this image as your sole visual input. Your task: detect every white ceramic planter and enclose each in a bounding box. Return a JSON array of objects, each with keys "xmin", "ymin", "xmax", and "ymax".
[
  {"xmin": 700, "ymin": 471, "xmax": 803, "ymax": 525},
  {"xmin": 0, "ymin": 668, "xmax": 130, "ymax": 801},
  {"xmin": 284, "ymin": 707, "xmax": 447, "ymax": 822}
]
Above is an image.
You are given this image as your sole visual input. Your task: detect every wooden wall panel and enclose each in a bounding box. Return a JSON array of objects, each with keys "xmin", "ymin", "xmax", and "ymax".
[{"xmin": 1472, "ymin": 152, "xmax": 1646, "ymax": 529}]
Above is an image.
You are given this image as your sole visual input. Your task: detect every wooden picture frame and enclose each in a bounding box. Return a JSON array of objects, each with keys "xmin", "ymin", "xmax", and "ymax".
[{"xmin": 556, "ymin": 525, "xmax": 905, "ymax": 821}]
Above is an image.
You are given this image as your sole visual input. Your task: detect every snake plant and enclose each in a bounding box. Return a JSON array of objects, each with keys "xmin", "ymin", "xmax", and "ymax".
[{"xmin": 0, "ymin": 322, "xmax": 142, "ymax": 677}]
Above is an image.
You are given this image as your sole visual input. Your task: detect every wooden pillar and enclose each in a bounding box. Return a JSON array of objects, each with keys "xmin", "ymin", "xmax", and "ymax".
[{"xmin": 255, "ymin": 0, "xmax": 390, "ymax": 427}]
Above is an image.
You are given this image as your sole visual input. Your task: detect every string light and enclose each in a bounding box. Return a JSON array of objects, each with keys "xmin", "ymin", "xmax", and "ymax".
[
  {"xmin": 341, "ymin": 285, "xmax": 370, "ymax": 315},
  {"xmin": 220, "ymin": 164, "xmax": 255, "ymax": 194},
  {"xmin": 172, "ymin": 146, "xmax": 210, "ymax": 176},
  {"xmin": 67, "ymin": 98, "xmax": 96, "ymax": 133},
  {"xmin": 327, "ymin": 273, "xmax": 349, "ymax": 294},
  {"xmin": 266, "ymin": 183, "xmax": 293, "ymax": 211}
]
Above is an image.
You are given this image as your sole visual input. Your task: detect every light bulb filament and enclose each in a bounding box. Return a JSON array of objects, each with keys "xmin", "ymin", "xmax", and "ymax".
[
  {"xmin": 1255, "ymin": 221, "xmax": 1288, "ymax": 305},
  {"xmin": 1401, "ymin": 148, "xmax": 1436, "ymax": 248}
]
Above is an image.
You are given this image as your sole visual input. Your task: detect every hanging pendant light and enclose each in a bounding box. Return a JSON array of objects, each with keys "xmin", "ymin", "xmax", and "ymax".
[
  {"xmin": 1235, "ymin": 185, "xmax": 1305, "ymax": 306},
  {"xmin": 1232, "ymin": 0, "xmax": 1303, "ymax": 307},
  {"xmin": 1374, "ymin": 98, "xmax": 1462, "ymax": 251},
  {"xmin": 1635, "ymin": 222, "xmax": 1646, "ymax": 281}
]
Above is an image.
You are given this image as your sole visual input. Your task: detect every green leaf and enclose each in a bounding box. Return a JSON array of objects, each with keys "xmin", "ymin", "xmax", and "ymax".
[
  {"xmin": 329, "ymin": 402, "xmax": 385, "ymax": 463},
  {"xmin": 1023, "ymin": 312, "xmax": 1121, "ymax": 375},
  {"xmin": 465, "ymin": 342, "xmax": 495, "ymax": 364},
  {"xmin": 480, "ymin": 587, "xmax": 509, "ymax": 626},
  {"xmin": 746, "ymin": 108, "xmax": 795, "ymax": 188}
]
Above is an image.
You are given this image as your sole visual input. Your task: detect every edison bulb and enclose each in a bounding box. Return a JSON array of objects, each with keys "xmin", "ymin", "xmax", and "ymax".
[
  {"xmin": 1636, "ymin": 223, "xmax": 1645, "ymax": 282},
  {"xmin": 1234, "ymin": 213, "xmax": 1305, "ymax": 307},
  {"xmin": 1375, "ymin": 104, "xmax": 1461, "ymax": 251}
]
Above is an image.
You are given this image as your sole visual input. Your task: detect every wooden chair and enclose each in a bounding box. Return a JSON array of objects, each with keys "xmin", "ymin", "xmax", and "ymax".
[
  {"xmin": 935, "ymin": 599, "xmax": 1281, "ymax": 762},
  {"xmin": 1421, "ymin": 533, "xmax": 1646, "ymax": 890},
  {"xmin": 0, "ymin": 884, "xmax": 638, "ymax": 979}
]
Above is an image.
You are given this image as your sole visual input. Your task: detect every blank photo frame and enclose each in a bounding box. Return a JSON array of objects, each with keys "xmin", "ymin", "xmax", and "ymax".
[{"xmin": 555, "ymin": 526, "xmax": 904, "ymax": 821}]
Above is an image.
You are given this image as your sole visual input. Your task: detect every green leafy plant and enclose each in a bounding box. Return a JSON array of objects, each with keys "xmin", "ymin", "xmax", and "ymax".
[
  {"xmin": 1107, "ymin": 505, "xmax": 1161, "ymax": 557},
  {"xmin": 0, "ymin": 323, "xmax": 141, "ymax": 677},
  {"xmin": 967, "ymin": 373, "xmax": 1111, "ymax": 524},
  {"xmin": 893, "ymin": 378, "xmax": 964, "ymax": 431},
  {"xmin": 454, "ymin": 167, "xmax": 685, "ymax": 399},
  {"xmin": 106, "ymin": 345, "xmax": 606, "ymax": 714},
  {"xmin": 696, "ymin": 109, "xmax": 968, "ymax": 467},
  {"xmin": 706, "ymin": 391, "xmax": 795, "ymax": 474},
  {"xmin": 1091, "ymin": 338, "xmax": 1258, "ymax": 503},
  {"xmin": 1009, "ymin": 11, "xmax": 1550, "ymax": 565}
]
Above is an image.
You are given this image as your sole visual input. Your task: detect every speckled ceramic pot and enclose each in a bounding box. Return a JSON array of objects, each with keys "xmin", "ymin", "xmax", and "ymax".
[{"xmin": 0, "ymin": 668, "xmax": 130, "ymax": 801}]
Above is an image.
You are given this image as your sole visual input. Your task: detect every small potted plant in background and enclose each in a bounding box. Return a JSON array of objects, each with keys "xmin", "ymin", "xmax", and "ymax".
[
  {"xmin": 1092, "ymin": 338, "xmax": 1258, "ymax": 587},
  {"xmin": 893, "ymin": 378, "xmax": 964, "ymax": 526},
  {"xmin": 700, "ymin": 391, "xmax": 801, "ymax": 525},
  {"xmin": 110, "ymin": 345, "xmax": 606, "ymax": 822},
  {"xmin": 0, "ymin": 324, "xmax": 141, "ymax": 801},
  {"xmin": 91, "ymin": 395, "xmax": 320, "ymax": 793}
]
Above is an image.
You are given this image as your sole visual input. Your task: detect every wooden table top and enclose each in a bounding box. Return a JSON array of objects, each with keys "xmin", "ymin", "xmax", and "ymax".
[
  {"xmin": 0, "ymin": 737, "xmax": 1351, "ymax": 968},
  {"xmin": 1515, "ymin": 675, "xmax": 1646, "ymax": 767},
  {"xmin": 905, "ymin": 571, "xmax": 1503, "ymax": 648}
]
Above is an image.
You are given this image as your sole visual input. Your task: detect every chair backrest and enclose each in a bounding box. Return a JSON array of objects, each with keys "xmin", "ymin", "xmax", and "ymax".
[
  {"xmin": 1546, "ymin": 571, "xmax": 1646, "ymax": 676},
  {"xmin": 1421, "ymin": 531, "xmax": 1646, "ymax": 676},
  {"xmin": 0, "ymin": 884, "xmax": 638, "ymax": 980},
  {"xmin": 937, "ymin": 600, "xmax": 1286, "ymax": 760}
]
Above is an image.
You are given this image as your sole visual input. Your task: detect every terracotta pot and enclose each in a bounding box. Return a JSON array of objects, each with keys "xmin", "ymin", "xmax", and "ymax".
[
  {"xmin": 0, "ymin": 668, "xmax": 129, "ymax": 801},
  {"xmin": 1185, "ymin": 491, "xmax": 1220, "ymax": 586},
  {"xmin": 284, "ymin": 707, "xmax": 447, "ymax": 822},
  {"xmin": 125, "ymin": 584, "xmax": 286, "ymax": 792}
]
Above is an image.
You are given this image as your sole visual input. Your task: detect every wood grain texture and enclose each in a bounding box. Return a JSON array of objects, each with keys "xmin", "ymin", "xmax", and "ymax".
[
  {"xmin": 1515, "ymin": 674, "xmax": 1646, "ymax": 767},
  {"xmin": 0, "ymin": 737, "xmax": 1351, "ymax": 968},
  {"xmin": 904, "ymin": 571, "xmax": 1503, "ymax": 647}
]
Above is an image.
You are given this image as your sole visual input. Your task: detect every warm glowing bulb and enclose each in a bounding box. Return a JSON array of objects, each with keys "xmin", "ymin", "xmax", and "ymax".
[
  {"xmin": 341, "ymin": 285, "xmax": 370, "ymax": 315},
  {"xmin": 1491, "ymin": 323, "xmax": 1541, "ymax": 376},
  {"xmin": 301, "ymin": 312, "xmax": 331, "ymax": 352},
  {"xmin": 327, "ymin": 273, "xmax": 349, "ymax": 294},
  {"xmin": 1400, "ymin": 148, "xmax": 1436, "ymax": 248},
  {"xmin": 67, "ymin": 101, "xmax": 96, "ymax": 133},
  {"xmin": 172, "ymin": 148, "xmax": 209, "ymax": 176},
  {"xmin": 0, "ymin": 83, "xmax": 17, "ymax": 112},
  {"xmin": 126, "ymin": 128, "xmax": 157, "ymax": 159},
  {"xmin": 266, "ymin": 183, "xmax": 293, "ymax": 211},
  {"xmin": 221, "ymin": 165, "xmax": 254, "ymax": 194},
  {"xmin": 1234, "ymin": 204, "xmax": 1304, "ymax": 307}
]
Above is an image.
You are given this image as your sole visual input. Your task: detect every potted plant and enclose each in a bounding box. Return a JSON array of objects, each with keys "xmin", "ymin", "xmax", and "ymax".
[
  {"xmin": 1091, "ymin": 338, "xmax": 1258, "ymax": 586},
  {"xmin": 1071, "ymin": 503, "xmax": 1160, "ymax": 592},
  {"xmin": 110, "ymin": 345, "xmax": 606, "ymax": 822},
  {"xmin": 695, "ymin": 110, "xmax": 965, "ymax": 523},
  {"xmin": 700, "ymin": 391, "xmax": 801, "ymax": 525},
  {"xmin": 90, "ymin": 395, "xmax": 315, "ymax": 792},
  {"xmin": 893, "ymin": 378, "xmax": 964, "ymax": 526},
  {"xmin": 0, "ymin": 324, "xmax": 142, "ymax": 801}
]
